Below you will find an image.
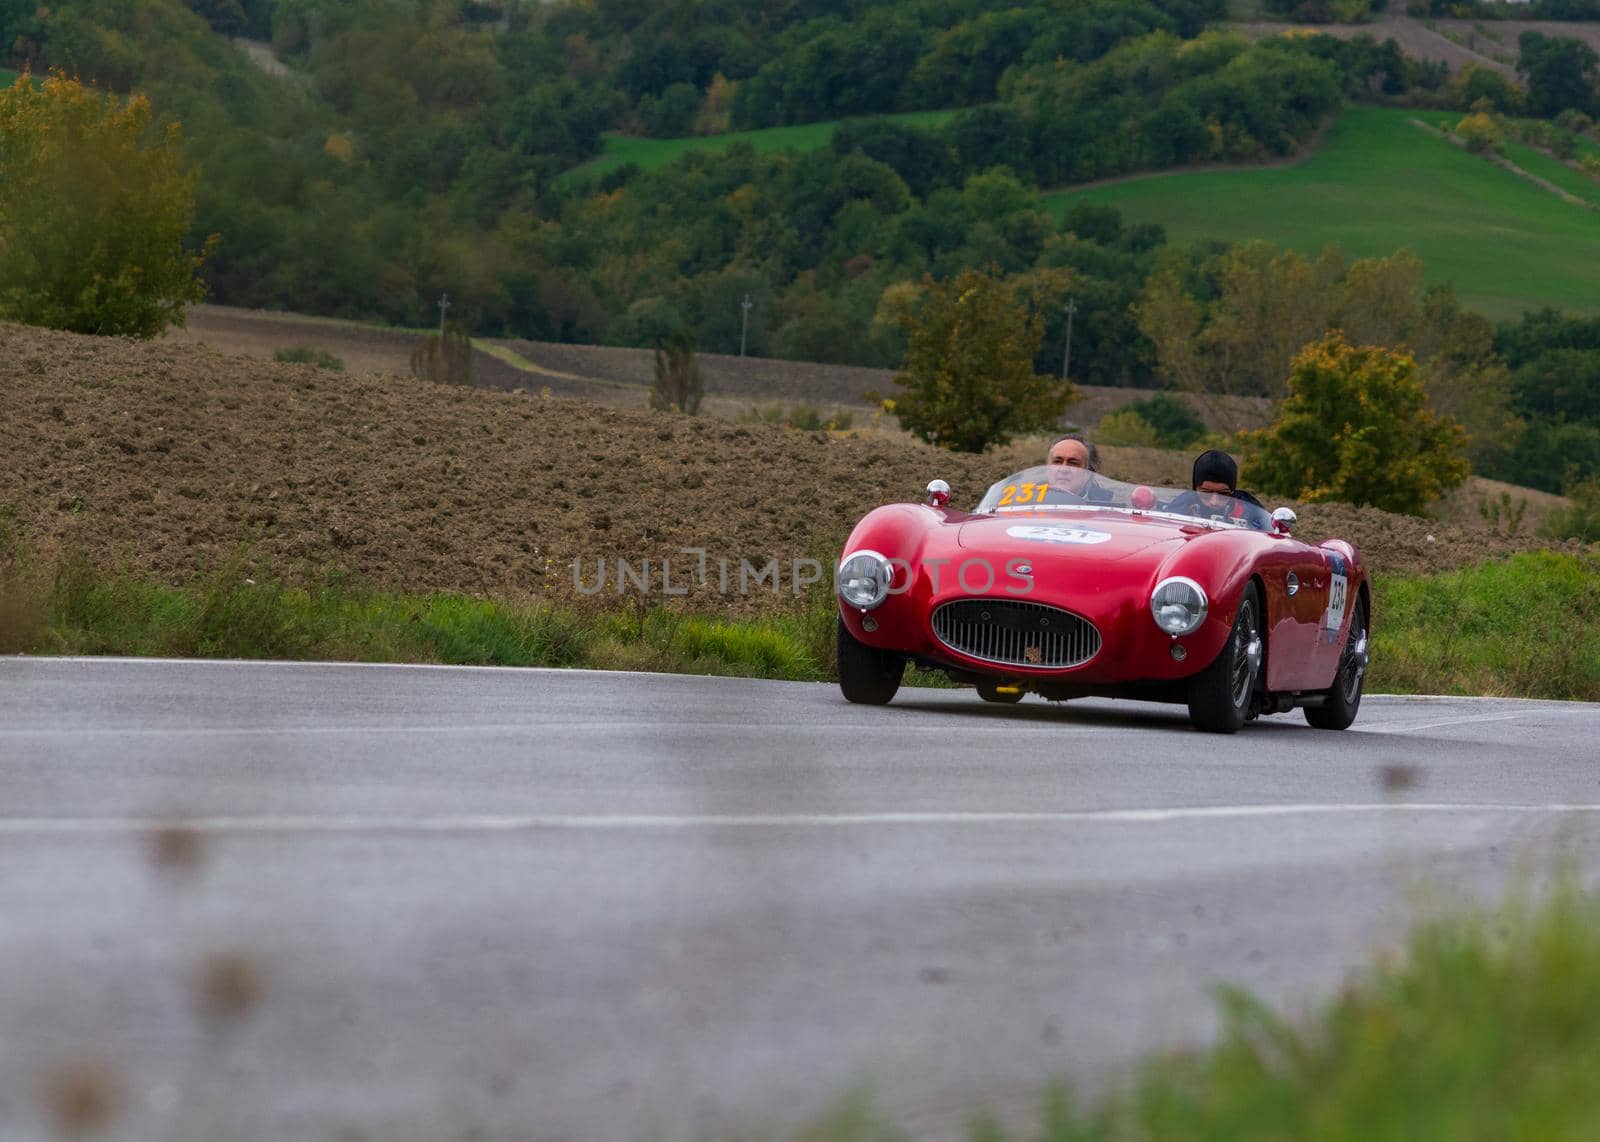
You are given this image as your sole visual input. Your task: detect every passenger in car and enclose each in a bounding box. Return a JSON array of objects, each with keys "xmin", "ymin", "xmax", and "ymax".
[{"xmin": 1164, "ymin": 449, "xmax": 1264, "ymax": 521}]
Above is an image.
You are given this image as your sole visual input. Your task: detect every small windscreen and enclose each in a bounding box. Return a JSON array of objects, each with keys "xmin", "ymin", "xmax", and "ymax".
[{"xmin": 973, "ymin": 466, "xmax": 1272, "ymax": 531}]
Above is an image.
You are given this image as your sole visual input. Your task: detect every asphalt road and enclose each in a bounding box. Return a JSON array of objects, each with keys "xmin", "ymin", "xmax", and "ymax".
[{"xmin": 2, "ymin": 657, "xmax": 1599, "ymax": 1141}]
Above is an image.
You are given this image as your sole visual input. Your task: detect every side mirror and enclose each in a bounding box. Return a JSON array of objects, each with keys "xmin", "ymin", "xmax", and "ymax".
[
  {"xmin": 927, "ymin": 479, "xmax": 951, "ymax": 507},
  {"xmin": 1272, "ymin": 507, "xmax": 1297, "ymax": 535}
]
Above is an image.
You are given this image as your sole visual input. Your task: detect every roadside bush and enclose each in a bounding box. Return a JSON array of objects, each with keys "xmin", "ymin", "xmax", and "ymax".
[
  {"xmin": 409, "ymin": 325, "xmax": 476, "ymax": 387},
  {"xmin": 649, "ymin": 331, "xmax": 703, "ymax": 415},
  {"xmin": 893, "ymin": 268, "xmax": 1072, "ymax": 453},
  {"xmin": 1245, "ymin": 332, "xmax": 1469, "ymax": 514},
  {"xmin": 274, "ymin": 346, "xmax": 345, "ymax": 370}
]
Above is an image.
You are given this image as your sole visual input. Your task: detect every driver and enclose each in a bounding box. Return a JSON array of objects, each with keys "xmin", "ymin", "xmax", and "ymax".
[
  {"xmin": 1164, "ymin": 449, "xmax": 1264, "ymax": 523},
  {"xmin": 1045, "ymin": 433, "xmax": 1112, "ymax": 503}
]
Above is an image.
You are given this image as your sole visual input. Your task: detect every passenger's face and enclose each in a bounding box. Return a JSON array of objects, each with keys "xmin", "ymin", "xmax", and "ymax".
[{"xmin": 1047, "ymin": 440, "xmax": 1091, "ymax": 491}]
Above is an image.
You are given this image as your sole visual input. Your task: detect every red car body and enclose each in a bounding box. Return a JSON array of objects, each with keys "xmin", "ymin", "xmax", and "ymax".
[{"xmin": 835, "ymin": 467, "xmax": 1370, "ymax": 732}]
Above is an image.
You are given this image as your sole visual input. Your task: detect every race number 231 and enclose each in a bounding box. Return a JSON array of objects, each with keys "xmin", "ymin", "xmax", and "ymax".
[{"xmin": 997, "ymin": 483, "xmax": 1050, "ymax": 506}]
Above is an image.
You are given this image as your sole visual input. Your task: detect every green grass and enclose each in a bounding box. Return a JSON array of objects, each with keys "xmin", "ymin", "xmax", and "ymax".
[
  {"xmin": 1045, "ymin": 106, "xmax": 1600, "ymax": 320},
  {"xmin": 968, "ymin": 881, "xmax": 1600, "ymax": 1141},
  {"xmin": 561, "ymin": 108, "xmax": 962, "ymax": 185},
  {"xmin": 12, "ymin": 548, "xmax": 838, "ymax": 679},
  {"xmin": 1370, "ymin": 549, "xmax": 1600, "ymax": 701},
  {"xmin": 0, "ymin": 67, "xmax": 17, "ymax": 86}
]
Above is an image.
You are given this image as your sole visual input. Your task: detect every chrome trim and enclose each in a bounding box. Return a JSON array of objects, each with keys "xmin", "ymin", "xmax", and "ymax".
[{"xmin": 931, "ymin": 598, "xmax": 1101, "ymax": 669}]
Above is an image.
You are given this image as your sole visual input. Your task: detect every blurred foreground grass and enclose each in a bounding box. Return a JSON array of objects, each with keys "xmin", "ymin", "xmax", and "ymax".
[{"xmin": 808, "ymin": 882, "xmax": 1600, "ymax": 1141}]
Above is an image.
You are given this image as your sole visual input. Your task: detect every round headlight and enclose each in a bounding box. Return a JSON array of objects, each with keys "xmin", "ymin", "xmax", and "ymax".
[
  {"xmin": 838, "ymin": 550, "xmax": 893, "ymax": 610},
  {"xmin": 1150, "ymin": 576, "xmax": 1208, "ymax": 636}
]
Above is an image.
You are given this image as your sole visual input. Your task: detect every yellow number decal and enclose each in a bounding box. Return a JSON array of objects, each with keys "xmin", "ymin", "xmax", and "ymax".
[
  {"xmin": 998, "ymin": 484, "xmax": 1017, "ymax": 506},
  {"xmin": 1034, "ymin": 482, "xmax": 1050, "ymax": 502},
  {"xmin": 1014, "ymin": 483, "xmax": 1036, "ymax": 505}
]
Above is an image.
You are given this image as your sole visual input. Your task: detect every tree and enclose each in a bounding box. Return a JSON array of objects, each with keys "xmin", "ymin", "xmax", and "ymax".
[
  {"xmin": 650, "ymin": 330, "xmax": 703, "ymax": 414},
  {"xmin": 892, "ymin": 268, "xmax": 1072, "ymax": 453},
  {"xmin": 1244, "ymin": 333, "xmax": 1469, "ymax": 515},
  {"xmin": 1518, "ymin": 32, "xmax": 1599, "ymax": 118},
  {"xmin": 0, "ymin": 71, "xmax": 216, "ymax": 338},
  {"xmin": 410, "ymin": 324, "xmax": 476, "ymax": 387}
]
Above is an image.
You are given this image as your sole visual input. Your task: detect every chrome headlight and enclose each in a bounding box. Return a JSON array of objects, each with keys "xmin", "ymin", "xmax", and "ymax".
[
  {"xmin": 1150, "ymin": 576, "xmax": 1208, "ymax": 636},
  {"xmin": 838, "ymin": 550, "xmax": 893, "ymax": 610}
]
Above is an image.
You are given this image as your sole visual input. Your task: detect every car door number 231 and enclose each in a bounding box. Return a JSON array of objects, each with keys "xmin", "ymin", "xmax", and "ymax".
[{"xmin": 1324, "ymin": 552, "xmax": 1348, "ymax": 633}]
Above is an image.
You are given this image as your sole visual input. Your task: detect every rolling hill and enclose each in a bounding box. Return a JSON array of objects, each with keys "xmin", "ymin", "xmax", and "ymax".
[{"xmin": 1044, "ymin": 106, "xmax": 1600, "ymax": 320}]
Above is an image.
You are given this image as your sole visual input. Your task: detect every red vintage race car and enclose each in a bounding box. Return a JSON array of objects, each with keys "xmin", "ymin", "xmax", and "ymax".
[{"xmin": 834, "ymin": 464, "xmax": 1370, "ymax": 733}]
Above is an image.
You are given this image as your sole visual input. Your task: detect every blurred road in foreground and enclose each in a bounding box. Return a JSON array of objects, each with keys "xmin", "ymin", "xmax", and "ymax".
[{"xmin": 2, "ymin": 658, "xmax": 1598, "ymax": 1140}]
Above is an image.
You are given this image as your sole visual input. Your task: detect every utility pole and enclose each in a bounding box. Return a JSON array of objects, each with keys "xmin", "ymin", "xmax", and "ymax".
[
  {"xmin": 437, "ymin": 293, "xmax": 451, "ymax": 335},
  {"xmin": 739, "ymin": 294, "xmax": 753, "ymax": 357},
  {"xmin": 1061, "ymin": 296, "xmax": 1077, "ymax": 381}
]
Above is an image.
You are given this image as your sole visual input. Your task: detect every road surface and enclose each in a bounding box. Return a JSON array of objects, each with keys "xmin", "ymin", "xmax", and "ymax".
[{"xmin": 2, "ymin": 657, "xmax": 1597, "ymax": 1140}]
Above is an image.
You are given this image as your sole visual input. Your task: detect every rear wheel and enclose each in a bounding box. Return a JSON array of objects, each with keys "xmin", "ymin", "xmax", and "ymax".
[
  {"xmin": 836, "ymin": 616, "xmax": 905, "ymax": 705},
  {"xmin": 1186, "ymin": 584, "xmax": 1263, "ymax": 735},
  {"xmin": 1306, "ymin": 596, "xmax": 1369, "ymax": 730},
  {"xmin": 976, "ymin": 682, "xmax": 1025, "ymax": 704}
]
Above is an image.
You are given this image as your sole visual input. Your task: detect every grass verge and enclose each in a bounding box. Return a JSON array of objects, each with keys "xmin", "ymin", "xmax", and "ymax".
[
  {"xmin": 6, "ymin": 534, "xmax": 1596, "ymax": 702},
  {"xmin": 1369, "ymin": 549, "xmax": 1600, "ymax": 701}
]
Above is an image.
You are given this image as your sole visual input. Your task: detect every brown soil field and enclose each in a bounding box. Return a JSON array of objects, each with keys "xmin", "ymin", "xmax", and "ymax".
[{"xmin": 2, "ymin": 321, "xmax": 1578, "ymax": 617}]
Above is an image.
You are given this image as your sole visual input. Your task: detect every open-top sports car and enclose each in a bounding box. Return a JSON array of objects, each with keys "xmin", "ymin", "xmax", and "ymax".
[{"xmin": 834, "ymin": 465, "xmax": 1369, "ymax": 733}]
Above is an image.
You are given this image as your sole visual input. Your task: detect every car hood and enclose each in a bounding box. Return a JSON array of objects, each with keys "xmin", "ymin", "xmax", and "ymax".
[{"xmin": 954, "ymin": 512, "xmax": 1189, "ymax": 567}]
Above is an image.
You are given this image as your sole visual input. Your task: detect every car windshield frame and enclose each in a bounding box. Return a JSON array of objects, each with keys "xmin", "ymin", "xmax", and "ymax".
[{"xmin": 973, "ymin": 465, "xmax": 1273, "ymax": 531}]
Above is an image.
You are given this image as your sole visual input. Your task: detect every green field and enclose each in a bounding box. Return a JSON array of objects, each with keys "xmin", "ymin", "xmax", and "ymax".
[
  {"xmin": 1045, "ymin": 106, "xmax": 1600, "ymax": 319},
  {"xmin": 562, "ymin": 108, "xmax": 961, "ymax": 184},
  {"xmin": 0, "ymin": 67, "xmax": 18, "ymax": 86}
]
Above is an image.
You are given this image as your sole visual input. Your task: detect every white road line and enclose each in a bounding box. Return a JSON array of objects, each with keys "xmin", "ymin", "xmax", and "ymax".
[
  {"xmin": 2, "ymin": 803, "xmax": 1599, "ymax": 836},
  {"xmin": 1353, "ymin": 713, "xmax": 1524, "ymax": 734},
  {"xmin": 0, "ymin": 722, "xmax": 1111, "ymax": 739}
]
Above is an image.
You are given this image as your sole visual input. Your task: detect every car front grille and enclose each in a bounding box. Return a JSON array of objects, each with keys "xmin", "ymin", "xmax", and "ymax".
[{"xmin": 931, "ymin": 599, "xmax": 1101, "ymax": 669}]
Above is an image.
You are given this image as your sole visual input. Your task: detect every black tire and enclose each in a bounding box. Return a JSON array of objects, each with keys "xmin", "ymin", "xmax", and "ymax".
[
  {"xmin": 1186, "ymin": 584, "xmax": 1263, "ymax": 735},
  {"xmin": 837, "ymin": 616, "xmax": 905, "ymax": 705},
  {"xmin": 1306, "ymin": 595, "xmax": 1369, "ymax": 731},
  {"xmin": 976, "ymin": 682, "xmax": 1025, "ymax": 704}
]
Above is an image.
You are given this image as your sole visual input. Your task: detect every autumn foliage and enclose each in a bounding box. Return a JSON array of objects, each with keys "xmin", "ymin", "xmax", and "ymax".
[
  {"xmin": 1245, "ymin": 333, "xmax": 1470, "ymax": 515},
  {"xmin": 892, "ymin": 269, "xmax": 1073, "ymax": 453},
  {"xmin": 0, "ymin": 70, "xmax": 215, "ymax": 338}
]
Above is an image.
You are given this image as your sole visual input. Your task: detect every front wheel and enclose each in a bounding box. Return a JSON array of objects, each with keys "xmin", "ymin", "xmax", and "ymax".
[
  {"xmin": 1186, "ymin": 584, "xmax": 1263, "ymax": 735},
  {"xmin": 1306, "ymin": 595, "xmax": 1369, "ymax": 730},
  {"xmin": 837, "ymin": 616, "xmax": 905, "ymax": 705}
]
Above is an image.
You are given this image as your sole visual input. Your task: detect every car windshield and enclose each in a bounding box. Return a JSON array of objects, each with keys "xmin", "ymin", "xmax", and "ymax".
[{"xmin": 973, "ymin": 465, "xmax": 1273, "ymax": 531}]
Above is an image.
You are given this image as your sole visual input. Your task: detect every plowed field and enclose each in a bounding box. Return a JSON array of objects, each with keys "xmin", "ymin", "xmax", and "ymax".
[{"xmin": 1, "ymin": 321, "xmax": 1576, "ymax": 614}]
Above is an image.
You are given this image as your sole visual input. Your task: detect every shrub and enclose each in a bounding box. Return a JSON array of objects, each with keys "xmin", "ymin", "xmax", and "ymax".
[
  {"xmin": 650, "ymin": 331, "xmax": 703, "ymax": 414},
  {"xmin": 1244, "ymin": 332, "xmax": 1469, "ymax": 514},
  {"xmin": 1456, "ymin": 111, "xmax": 1504, "ymax": 154},
  {"xmin": 0, "ymin": 71, "xmax": 216, "ymax": 338},
  {"xmin": 1540, "ymin": 475, "xmax": 1600, "ymax": 543},
  {"xmin": 409, "ymin": 325, "xmax": 476, "ymax": 387},
  {"xmin": 892, "ymin": 268, "xmax": 1072, "ymax": 453},
  {"xmin": 274, "ymin": 346, "xmax": 345, "ymax": 370},
  {"xmin": 1116, "ymin": 392, "xmax": 1207, "ymax": 447},
  {"xmin": 1096, "ymin": 409, "xmax": 1162, "ymax": 447}
]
